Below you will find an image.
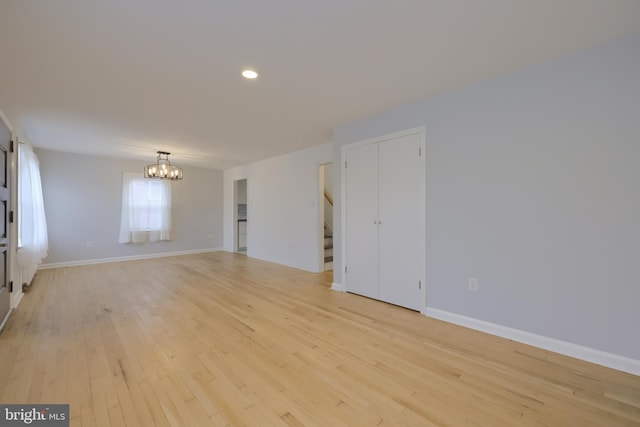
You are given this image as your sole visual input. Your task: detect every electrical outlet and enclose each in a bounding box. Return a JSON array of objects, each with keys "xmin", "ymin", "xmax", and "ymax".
[
  {"xmin": 85, "ymin": 241, "xmax": 93, "ymax": 248},
  {"xmin": 468, "ymin": 277, "xmax": 479, "ymax": 291}
]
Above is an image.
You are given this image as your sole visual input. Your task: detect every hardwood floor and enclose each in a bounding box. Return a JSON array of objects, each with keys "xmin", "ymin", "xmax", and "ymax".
[{"xmin": 0, "ymin": 252, "xmax": 638, "ymax": 426}]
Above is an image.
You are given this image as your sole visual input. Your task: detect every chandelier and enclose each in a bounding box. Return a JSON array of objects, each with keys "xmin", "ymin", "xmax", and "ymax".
[{"xmin": 144, "ymin": 151, "xmax": 183, "ymax": 180}]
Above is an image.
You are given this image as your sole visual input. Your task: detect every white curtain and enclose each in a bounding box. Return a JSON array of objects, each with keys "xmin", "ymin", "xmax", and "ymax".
[
  {"xmin": 119, "ymin": 172, "xmax": 171, "ymax": 243},
  {"xmin": 17, "ymin": 143, "xmax": 49, "ymax": 284}
]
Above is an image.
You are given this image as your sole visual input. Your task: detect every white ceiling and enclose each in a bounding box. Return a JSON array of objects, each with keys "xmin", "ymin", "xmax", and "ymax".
[{"xmin": 1, "ymin": 1, "xmax": 639, "ymax": 169}]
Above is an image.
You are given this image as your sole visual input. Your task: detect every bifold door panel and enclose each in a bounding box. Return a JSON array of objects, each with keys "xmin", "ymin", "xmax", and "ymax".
[{"xmin": 345, "ymin": 143, "xmax": 379, "ymax": 300}]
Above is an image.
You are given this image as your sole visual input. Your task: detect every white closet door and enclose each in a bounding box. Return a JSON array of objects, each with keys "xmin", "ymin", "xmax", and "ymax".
[
  {"xmin": 378, "ymin": 133, "xmax": 423, "ymax": 311},
  {"xmin": 345, "ymin": 143, "xmax": 379, "ymax": 299}
]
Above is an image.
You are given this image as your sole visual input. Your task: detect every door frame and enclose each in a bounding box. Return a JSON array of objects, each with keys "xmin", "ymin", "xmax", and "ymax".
[
  {"xmin": 0, "ymin": 110, "xmax": 13, "ymax": 332},
  {"xmin": 340, "ymin": 126, "xmax": 426, "ymax": 313}
]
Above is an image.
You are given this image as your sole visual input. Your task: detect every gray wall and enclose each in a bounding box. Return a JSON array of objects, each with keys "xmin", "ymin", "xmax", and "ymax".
[
  {"xmin": 333, "ymin": 33, "xmax": 640, "ymax": 360},
  {"xmin": 37, "ymin": 149, "xmax": 223, "ymax": 264}
]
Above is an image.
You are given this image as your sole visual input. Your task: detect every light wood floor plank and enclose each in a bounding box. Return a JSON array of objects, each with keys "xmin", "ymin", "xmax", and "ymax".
[{"xmin": 0, "ymin": 252, "xmax": 638, "ymax": 426}]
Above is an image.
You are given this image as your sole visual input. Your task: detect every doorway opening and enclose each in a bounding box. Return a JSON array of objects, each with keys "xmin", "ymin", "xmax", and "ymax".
[
  {"xmin": 319, "ymin": 163, "xmax": 333, "ymax": 271},
  {"xmin": 234, "ymin": 178, "xmax": 247, "ymax": 254}
]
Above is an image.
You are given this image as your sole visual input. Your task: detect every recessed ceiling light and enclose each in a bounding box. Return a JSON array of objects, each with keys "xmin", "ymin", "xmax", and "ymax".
[{"xmin": 242, "ymin": 69, "xmax": 258, "ymax": 79}]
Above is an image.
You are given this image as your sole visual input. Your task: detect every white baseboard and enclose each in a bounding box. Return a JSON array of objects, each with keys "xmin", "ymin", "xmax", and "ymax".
[
  {"xmin": 424, "ymin": 307, "xmax": 640, "ymax": 376},
  {"xmin": 0, "ymin": 308, "xmax": 11, "ymax": 333},
  {"xmin": 39, "ymin": 248, "xmax": 223, "ymax": 270},
  {"xmin": 11, "ymin": 290, "xmax": 24, "ymax": 309},
  {"xmin": 331, "ymin": 282, "xmax": 345, "ymax": 292}
]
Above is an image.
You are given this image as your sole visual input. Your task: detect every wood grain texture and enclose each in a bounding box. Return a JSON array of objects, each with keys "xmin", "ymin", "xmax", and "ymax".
[{"xmin": 0, "ymin": 252, "xmax": 638, "ymax": 426}]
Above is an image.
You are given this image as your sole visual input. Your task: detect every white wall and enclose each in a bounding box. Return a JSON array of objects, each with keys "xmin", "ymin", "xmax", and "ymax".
[
  {"xmin": 37, "ymin": 149, "xmax": 223, "ymax": 265},
  {"xmin": 324, "ymin": 163, "xmax": 333, "ymax": 199},
  {"xmin": 236, "ymin": 179, "xmax": 247, "ymax": 204},
  {"xmin": 224, "ymin": 143, "xmax": 332, "ymax": 272},
  {"xmin": 333, "ymin": 33, "xmax": 640, "ymax": 363}
]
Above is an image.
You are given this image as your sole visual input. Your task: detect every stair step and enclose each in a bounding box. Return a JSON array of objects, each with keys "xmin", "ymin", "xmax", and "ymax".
[{"xmin": 323, "ymin": 230, "xmax": 333, "ymax": 266}]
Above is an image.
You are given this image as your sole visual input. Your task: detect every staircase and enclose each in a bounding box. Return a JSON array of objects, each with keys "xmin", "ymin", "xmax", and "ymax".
[
  {"xmin": 322, "ymin": 178, "xmax": 334, "ymax": 271},
  {"xmin": 324, "ymin": 226, "xmax": 333, "ymax": 271}
]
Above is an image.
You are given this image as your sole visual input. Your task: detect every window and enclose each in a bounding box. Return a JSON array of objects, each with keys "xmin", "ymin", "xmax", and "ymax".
[
  {"xmin": 17, "ymin": 143, "xmax": 49, "ymax": 280},
  {"xmin": 119, "ymin": 173, "xmax": 171, "ymax": 243}
]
